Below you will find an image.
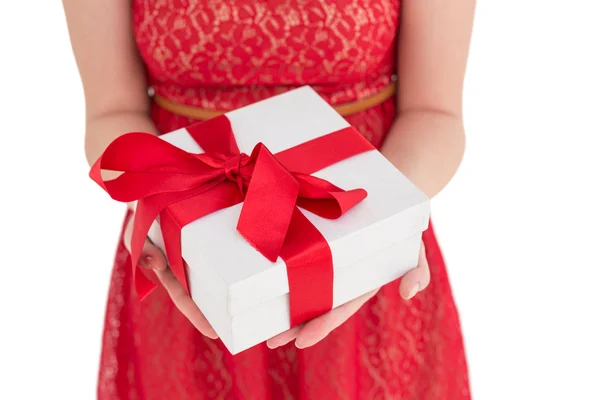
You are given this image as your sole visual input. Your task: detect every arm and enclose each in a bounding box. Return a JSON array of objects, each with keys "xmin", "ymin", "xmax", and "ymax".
[
  {"xmin": 387, "ymin": 0, "xmax": 475, "ymax": 307},
  {"xmin": 381, "ymin": 0, "xmax": 476, "ymax": 198},
  {"xmin": 62, "ymin": 0, "xmax": 156, "ymax": 168},
  {"xmin": 63, "ymin": 0, "xmax": 217, "ymax": 338},
  {"xmin": 267, "ymin": 0, "xmax": 475, "ymax": 349}
]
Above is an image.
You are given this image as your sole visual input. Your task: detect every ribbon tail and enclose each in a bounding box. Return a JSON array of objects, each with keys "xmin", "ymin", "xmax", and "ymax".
[
  {"xmin": 159, "ymin": 208, "xmax": 189, "ymax": 295},
  {"xmin": 280, "ymin": 208, "xmax": 334, "ymax": 327},
  {"xmin": 89, "ymin": 154, "xmax": 108, "ymax": 192},
  {"xmin": 130, "ymin": 199, "xmax": 161, "ymax": 298},
  {"xmin": 130, "ymin": 193, "xmax": 191, "ymax": 298}
]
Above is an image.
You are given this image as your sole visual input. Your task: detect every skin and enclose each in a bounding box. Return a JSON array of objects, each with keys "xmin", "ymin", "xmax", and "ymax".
[{"xmin": 63, "ymin": 0, "xmax": 475, "ymax": 349}]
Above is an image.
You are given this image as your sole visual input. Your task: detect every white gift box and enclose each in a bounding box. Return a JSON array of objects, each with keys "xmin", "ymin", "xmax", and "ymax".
[{"xmin": 148, "ymin": 87, "xmax": 430, "ymax": 354}]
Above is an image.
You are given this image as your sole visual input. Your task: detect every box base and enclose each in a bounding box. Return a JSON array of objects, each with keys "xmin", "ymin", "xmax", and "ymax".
[{"xmin": 215, "ymin": 233, "xmax": 422, "ymax": 354}]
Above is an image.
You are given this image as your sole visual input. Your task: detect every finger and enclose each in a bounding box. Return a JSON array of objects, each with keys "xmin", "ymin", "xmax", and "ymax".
[
  {"xmin": 266, "ymin": 325, "xmax": 303, "ymax": 349},
  {"xmin": 122, "ymin": 214, "xmax": 168, "ymax": 271},
  {"xmin": 139, "ymin": 240, "xmax": 168, "ymax": 271},
  {"xmin": 154, "ymin": 267, "xmax": 218, "ymax": 339},
  {"xmin": 295, "ymin": 289, "xmax": 378, "ymax": 349},
  {"xmin": 400, "ymin": 242, "xmax": 431, "ymax": 300}
]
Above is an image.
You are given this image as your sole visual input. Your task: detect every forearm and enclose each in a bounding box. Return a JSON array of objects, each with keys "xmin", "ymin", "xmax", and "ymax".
[
  {"xmin": 386, "ymin": 0, "xmax": 474, "ymax": 198},
  {"xmin": 85, "ymin": 110, "xmax": 156, "ymax": 168},
  {"xmin": 380, "ymin": 110, "xmax": 465, "ymax": 198}
]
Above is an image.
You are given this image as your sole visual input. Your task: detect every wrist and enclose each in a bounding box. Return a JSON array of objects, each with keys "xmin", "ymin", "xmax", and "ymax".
[
  {"xmin": 381, "ymin": 110, "xmax": 465, "ymax": 198},
  {"xmin": 85, "ymin": 110, "xmax": 157, "ymax": 167}
]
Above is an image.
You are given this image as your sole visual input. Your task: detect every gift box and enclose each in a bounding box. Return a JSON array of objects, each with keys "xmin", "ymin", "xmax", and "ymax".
[{"xmin": 93, "ymin": 87, "xmax": 430, "ymax": 354}]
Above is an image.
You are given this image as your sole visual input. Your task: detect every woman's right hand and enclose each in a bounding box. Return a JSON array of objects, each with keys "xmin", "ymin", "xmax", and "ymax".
[{"xmin": 122, "ymin": 212, "xmax": 218, "ymax": 339}]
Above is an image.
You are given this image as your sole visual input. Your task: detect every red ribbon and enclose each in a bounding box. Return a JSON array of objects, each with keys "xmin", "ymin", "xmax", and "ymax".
[{"xmin": 90, "ymin": 115, "xmax": 374, "ymax": 326}]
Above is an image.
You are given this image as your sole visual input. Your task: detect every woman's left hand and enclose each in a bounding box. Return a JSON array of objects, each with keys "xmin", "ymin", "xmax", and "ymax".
[{"xmin": 266, "ymin": 239, "xmax": 431, "ymax": 349}]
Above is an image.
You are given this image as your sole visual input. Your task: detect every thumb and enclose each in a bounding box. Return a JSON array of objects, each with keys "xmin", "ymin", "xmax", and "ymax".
[{"xmin": 123, "ymin": 213, "xmax": 168, "ymax": 272}]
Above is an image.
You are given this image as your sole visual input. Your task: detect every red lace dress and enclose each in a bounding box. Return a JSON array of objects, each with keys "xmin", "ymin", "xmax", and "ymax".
[{"xmin": 97, "ymin": 1, "xmax": 471, "ymax": 398}]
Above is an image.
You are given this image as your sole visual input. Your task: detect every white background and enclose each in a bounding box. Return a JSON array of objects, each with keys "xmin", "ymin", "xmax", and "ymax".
[{"xmin": 1, "ymin": 1, "xmax": 599, "ymax": 399}]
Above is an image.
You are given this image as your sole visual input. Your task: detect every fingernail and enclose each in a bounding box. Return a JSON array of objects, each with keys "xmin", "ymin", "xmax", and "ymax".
[
  {"xmin": 295, "ymin": 338, "xmax": 313, "ymax": 349},
  {"xmin": 406, "ymin": 283, "xmax": 420, "ymax": 299},
  {"xmin": 205, "ymin": 329, "xmax": 218, "ymax": 340},
  {"xmin": 266, "ymin": 341, "xmax": 277, "ymax": 349},
  {"xmin": 208, "ymin": 333, "xmax": 219, "ymax": 340},
  {"xmin": 140, "ymin": 256, "xmax": 155, "ymax": 270}
]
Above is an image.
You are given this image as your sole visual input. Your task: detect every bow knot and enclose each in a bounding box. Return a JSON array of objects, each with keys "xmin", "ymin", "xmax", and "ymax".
[{"xmin": 223, "ymin": 153, "xmax": 250, "ymax": 183}]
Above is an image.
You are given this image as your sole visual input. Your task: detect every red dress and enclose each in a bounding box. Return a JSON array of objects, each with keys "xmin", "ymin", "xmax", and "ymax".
[{"xmin": 98, "ymin": 0, "xmax": 471, "ymax": 398}]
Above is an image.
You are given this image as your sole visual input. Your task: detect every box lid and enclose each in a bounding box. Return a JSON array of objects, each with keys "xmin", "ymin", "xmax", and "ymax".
[{"xmin": 157, "ymin": 87, "xmax": 430, "ymax": 318}]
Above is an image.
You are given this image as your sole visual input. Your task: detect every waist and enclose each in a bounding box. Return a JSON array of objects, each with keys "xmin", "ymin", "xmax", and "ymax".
[{"xmin": 150, "ymin": 77, "xmax": 397, "ymax": 120}]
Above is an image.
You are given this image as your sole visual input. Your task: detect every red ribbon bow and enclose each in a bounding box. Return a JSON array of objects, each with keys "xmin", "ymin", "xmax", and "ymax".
[{"xmin": 90, "ymin": 115, "xmax": 373, "ymax": 326}]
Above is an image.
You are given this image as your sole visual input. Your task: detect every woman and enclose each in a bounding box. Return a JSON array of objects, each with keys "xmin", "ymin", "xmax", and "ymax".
[{"xmin": 64, "ymin": 0, "xmax": 474, "ymax": 398}]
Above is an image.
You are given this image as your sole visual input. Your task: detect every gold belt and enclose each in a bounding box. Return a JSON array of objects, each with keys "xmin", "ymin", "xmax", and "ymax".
[{"xmin": 152, "ymin": 83, "xmax": 396, "ymax": 120}]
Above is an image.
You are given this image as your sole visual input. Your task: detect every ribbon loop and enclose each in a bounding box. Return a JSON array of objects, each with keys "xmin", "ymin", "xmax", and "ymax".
[{"xmin": 238, "ymin": 144, "xmax": 299, "ymax": 262}]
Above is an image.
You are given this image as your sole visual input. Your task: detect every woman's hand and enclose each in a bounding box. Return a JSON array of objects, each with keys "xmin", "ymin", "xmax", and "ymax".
[
  {"xmin": 122, "ymin": 213, "xmax": 218, "ymax": 339},
  {"xmin": 266, "ymin": 240, "xmax": 430, "ymax": 349},
  {"xmin": 398, "ymin": 240, "xmax": 431, "ymax": 301}
]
